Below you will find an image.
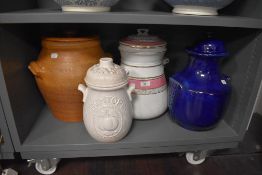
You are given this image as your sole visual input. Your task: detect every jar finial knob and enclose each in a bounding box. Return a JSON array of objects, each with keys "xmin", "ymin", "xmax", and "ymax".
[
  {"xmin": 99, "ymin": 57, "xmax": 114, "ymax": 68},
  {"xmin": 137, "ymin": 29, "xmax": 149, "ymax": 36}
]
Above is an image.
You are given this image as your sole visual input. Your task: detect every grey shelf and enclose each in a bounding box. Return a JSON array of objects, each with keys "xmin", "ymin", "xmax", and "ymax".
[
  {"xmin": 0, "ymin": 100, "xmax": 14, "ymax": 159},
  {"xmin": 20, "ymin": 106, "xmax": 238, "ymax": 154},
  {"xmin": 1, "ymin": 1, "xmax": 262, "ymax": 160},
  {"xmin": 0, "ymin": 152, "xmax": 14, "ymax": 159},
  {"xmin": 0, "ymin": 9, "xmax": 262, "ymax": 29}
]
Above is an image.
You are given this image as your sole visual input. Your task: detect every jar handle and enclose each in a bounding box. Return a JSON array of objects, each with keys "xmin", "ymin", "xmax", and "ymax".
[
  {"xmin": 163, "ymin": 57, "xmax": 170, "ymax": 66},
  {"xmin": 124, "ymin": 68, "xmax": 129, "ymax": 75},
  {"xmin": 127, "ymin": 84, "xmax": 136, "ymax": 101},
  {"xmin": 28, "ymin": 61, "xmax": 43, "ymax": 79},
  {"xmin": 78, "ymin": 84, "xmax": 89, "ymax": 102}
]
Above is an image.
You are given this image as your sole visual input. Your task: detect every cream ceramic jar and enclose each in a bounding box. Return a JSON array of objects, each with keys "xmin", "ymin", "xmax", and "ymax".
[
  {"xmin": 78, "ymin": 58, "xmax": 135, "ymax": 143},
  {"xmin": 119, "ymin": 29, "xmax": 168, "ymax": 120}
]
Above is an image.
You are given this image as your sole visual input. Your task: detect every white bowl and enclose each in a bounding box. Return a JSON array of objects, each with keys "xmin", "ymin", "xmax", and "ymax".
[
  {"xmin": 54, "ymin": 0, "xmax": 120, "ymax": 12},
  {"xmin": 163, "ymin": 0, "xmax": 235, "ymax": 15}
]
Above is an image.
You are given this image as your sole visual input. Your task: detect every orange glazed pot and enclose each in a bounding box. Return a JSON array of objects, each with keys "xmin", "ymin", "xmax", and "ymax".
[{"xmin": 28, "ymin": 37, "xmax": 104, "ymax": 122}]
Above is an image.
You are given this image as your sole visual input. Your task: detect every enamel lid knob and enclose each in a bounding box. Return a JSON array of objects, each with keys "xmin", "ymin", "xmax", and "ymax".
[{"xmin": 85, "ymin": 58, "xmax": 128, "ymax": 90}]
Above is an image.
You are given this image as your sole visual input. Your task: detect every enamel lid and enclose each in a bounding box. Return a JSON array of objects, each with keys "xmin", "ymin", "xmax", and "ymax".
[
  {"xmin": 85, "ymin": 58, "xmax": 128, "ymax": 90},
  {"xmin": 120, "ymin": 29, "xmax": 166, "ymax": 48}
]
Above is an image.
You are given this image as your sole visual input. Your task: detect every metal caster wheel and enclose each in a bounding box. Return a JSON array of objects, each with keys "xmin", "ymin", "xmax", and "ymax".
[
  {"xmin": 35, "ymin": 162, "xmax": 56, "ymax": 175},
  {"xmin": 186, "ymin": 152, "xmax": 206, "ymax": 165}
]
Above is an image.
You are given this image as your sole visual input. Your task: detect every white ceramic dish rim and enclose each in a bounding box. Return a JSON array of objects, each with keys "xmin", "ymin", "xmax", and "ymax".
[
  {"xmin": 172, "ymin": 5, "xmax": 218, "ymax": 15},
  {"xmin": 62, "ymin": 6, "xmax": 111, "ymax": 12}
]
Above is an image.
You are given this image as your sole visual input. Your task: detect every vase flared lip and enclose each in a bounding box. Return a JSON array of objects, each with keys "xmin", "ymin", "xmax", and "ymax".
[
  {"xmin": 186, "ymin": 39, "xmax": 229, "ymax": 57},
  {"xmin": 186, "ymin": 49, "xmax": 229, "ymax": 57}
]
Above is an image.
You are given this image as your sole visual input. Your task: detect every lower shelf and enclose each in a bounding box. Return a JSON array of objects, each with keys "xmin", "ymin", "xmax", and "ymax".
[
  {"xmin": 0, "ymin": 152, "xmax": 14, "ymax": 159},
  {"xmin": 21, "ymin": 106, "xmax": 239, "ymax": 153}
]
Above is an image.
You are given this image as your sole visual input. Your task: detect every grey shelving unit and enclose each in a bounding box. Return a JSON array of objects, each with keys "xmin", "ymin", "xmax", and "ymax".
[
  {"xmin": 1, "ymin": 0, "xmax": 262, "ymax": 172},
  {"xmin": 0, "ymin": 100, "xmax": 14, "ymax": 159}
]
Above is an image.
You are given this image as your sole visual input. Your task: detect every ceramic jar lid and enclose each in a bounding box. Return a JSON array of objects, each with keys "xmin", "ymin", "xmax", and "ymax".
[
  {"xmin": 120, "ymin": 29, "xmax": 166, "ymax": 49},
  {"xmin": 186, "ymin": 39, "xmax": 228, "ymax": 57},
  {"xmin": 85, "ymin": 58, "xmax": 128, "ymax": 90}
]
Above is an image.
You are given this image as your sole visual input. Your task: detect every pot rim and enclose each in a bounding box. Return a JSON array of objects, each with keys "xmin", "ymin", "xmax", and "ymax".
[
  {"xmin": 41, "ymin": 36, "xmax": 101, "ymax": 49},
  {"xmin": 119, "ymin": 45, "xmax": 166, "ymax": 53},
  {"xmin": 43, "ymin": 36, "xmax": 99, "ymax": 42}
]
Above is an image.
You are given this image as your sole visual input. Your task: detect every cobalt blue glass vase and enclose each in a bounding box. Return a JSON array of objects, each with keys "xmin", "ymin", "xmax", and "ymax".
[{"xmin": 168, "ymin": 39, "xmax": 231, "ymax": 131}]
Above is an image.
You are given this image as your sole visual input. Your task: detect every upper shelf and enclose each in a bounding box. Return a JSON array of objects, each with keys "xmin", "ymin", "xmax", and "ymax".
[{"xmin": 1, "ymin": 9, "xmax": 262, "ymax": 29}]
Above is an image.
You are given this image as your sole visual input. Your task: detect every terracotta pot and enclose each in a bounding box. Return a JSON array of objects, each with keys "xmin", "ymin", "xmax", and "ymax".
[{"xmin": 29, "ymin": 37, "xmax": 104, "ymax": 122}]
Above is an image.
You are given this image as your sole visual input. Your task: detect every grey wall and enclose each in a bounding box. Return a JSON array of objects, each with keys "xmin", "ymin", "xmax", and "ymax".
[
  {"xmin": 0, "ymin": 0, "xmax": 37, "ymax": 13},
  {"xmin": 255, "ymin": 82, "xmax": 262, "ymax": 114}
]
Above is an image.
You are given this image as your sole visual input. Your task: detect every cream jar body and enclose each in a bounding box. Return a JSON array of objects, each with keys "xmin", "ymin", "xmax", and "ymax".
[
  {"xmin": 119, "ymin": 29, "xmax": 168, "ymax": 120},
  {"xmin": 80, "ymin": 86, "xmax": 133, "ymax": 142},
  {"xmin": 78, "ymin": 58, "xmax": 135, "ymax": 142},
  {"xmin": 121, "ymin": 60, "xmax": 168, "ymax": 120},
  {"xmin": 119, "ymin": 45, "xmax": 166, "ymax": 66}
]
